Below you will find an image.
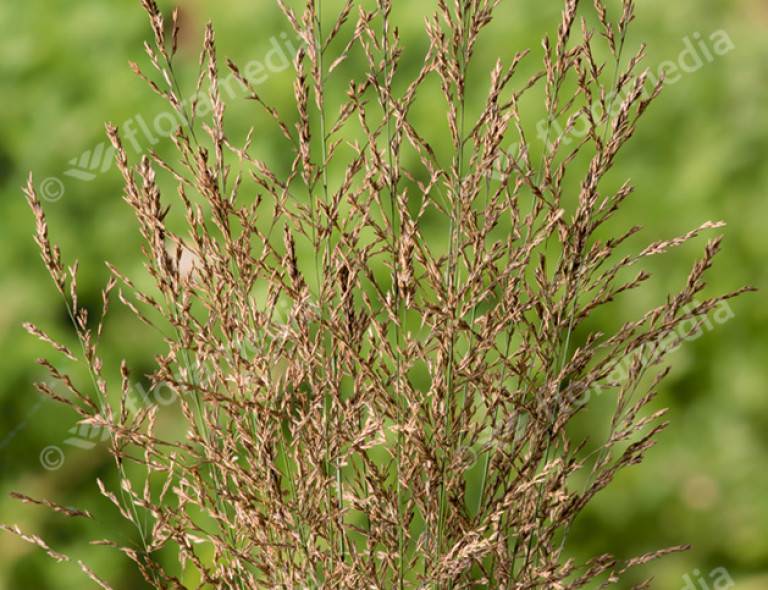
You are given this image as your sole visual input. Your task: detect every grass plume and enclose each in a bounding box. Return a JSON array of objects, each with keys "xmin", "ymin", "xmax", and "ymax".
[{"xmin": 11, "ymin": 0, "xmax": 753, "ymax": 587}]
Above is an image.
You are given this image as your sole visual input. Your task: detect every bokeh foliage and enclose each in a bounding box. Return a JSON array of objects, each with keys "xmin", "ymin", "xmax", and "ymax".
[{"xmin": 0, "ymin": 0, "xmax": 765, "ymax": 588}]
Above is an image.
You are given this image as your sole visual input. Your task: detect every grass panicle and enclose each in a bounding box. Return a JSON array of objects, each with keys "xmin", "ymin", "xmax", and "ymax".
[{"xmin": 11, "ymin": 0, "xmax": 753, "ymax": 588}]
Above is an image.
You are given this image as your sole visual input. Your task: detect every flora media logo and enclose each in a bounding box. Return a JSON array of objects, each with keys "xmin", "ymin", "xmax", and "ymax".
[
  {"xmin": 534, "ymin": 29, "xmax": 736, "ymax": 151},
  {"xmin": 64, "ymin": 142, "xmax": 115, "ymax": 181},
  {"xmin": 681, "ymin": 567, "xmax": 735, "ymax": 590},
  {"xmin": 61, "ymin": 32, "xmax": 299, "ymax": 184},
  {"xmin": 63, "ymin": 422, "xmax": 110, "ymax": 451},
  {"xmin": 488, "ymin": 29, "xmax": 736, "ymax": 182},
  {"xmin": 38, "ymin": 379, "xmax": 177, "ymax": 471}
]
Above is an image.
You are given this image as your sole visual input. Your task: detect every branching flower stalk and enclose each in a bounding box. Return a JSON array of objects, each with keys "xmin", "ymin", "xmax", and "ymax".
[{"xmin": 9, "ymin": 0, "xmax": 754, "ymax": 588}]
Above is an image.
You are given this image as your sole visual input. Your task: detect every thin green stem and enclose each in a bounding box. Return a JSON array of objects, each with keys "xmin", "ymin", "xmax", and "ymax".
[
  {"xmin": 517, "ymin": 28, "xmax": 630, "ymax": 580},
  {"xmin": 315, "ymin": 0, "xmax": 346, "ymax": 571},
  {"xmin": 436, "ymin": 7, "xmax": 471, "ymax": 589},
  {"xmin": 377, "ymin": 3, "xmax": 405, "ymax": 586}
]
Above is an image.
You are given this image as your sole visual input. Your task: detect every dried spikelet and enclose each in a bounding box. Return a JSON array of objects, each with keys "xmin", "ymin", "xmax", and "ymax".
[
  {"xmin": 0, "ymin": 524, "xmax": 69, "ymax": 562},
  {"xmin": 22, "ymin": 323, "xmax": 77, "ymax": 361},
  {"xmin": 9, "ymin": 493, "xmax": 92, "ymax": 519},
  {"xmin": 77, "ymin": 561, "xmax": 116, "ymax": 590},
  {"xmin": 23, "ymin": 175, "xmax": 65, "ymax": 292}
]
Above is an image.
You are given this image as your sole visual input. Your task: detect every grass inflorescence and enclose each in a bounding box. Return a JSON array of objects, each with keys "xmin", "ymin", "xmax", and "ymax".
[{"xmin": 11, "ymin": 0, "xmax": 753, "ymax": 588}]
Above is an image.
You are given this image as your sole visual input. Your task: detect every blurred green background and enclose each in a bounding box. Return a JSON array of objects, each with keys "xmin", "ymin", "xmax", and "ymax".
[{"xmin": 0, "ymin": 0, "xmax": 765, "ymax": 588}]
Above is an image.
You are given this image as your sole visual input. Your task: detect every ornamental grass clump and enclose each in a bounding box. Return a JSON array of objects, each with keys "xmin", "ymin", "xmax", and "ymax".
[{"xmin": 11, "ymin": 0, "xmax": 752, "ymax": 587}]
